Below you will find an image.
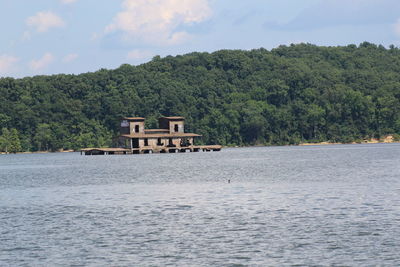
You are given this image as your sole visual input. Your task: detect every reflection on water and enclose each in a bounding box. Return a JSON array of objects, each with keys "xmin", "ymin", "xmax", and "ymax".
[{"xmin": 1, "ymin": 144, "xmax": 400, "ymax": 266}]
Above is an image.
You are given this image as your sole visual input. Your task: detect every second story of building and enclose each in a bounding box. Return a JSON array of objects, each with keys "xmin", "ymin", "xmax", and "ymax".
[
  {"xmin": 120, "ymin": 117, "xmax": 145, "ymax": 135},
  {"xmin": 158, "ymin": 117, "xmax": 185, "ymax": 133},
  {"xmin": 120, "ymin": 116, "xmax": 187, "ymax": 136},
  {"xmin": 118, "ymin": 116, "xmax": 203, "ymax": 150}
]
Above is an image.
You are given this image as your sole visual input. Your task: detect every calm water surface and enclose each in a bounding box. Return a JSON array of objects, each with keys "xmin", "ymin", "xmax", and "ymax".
[{"xmin": 1, "ymin": 144, "xmax": 400, "ymax": 266}]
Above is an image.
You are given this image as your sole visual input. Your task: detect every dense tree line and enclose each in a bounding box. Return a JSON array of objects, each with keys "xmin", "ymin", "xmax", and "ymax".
[{"xmin": 1, "ymin": 42, "xmax": 400, "ymax": 152}]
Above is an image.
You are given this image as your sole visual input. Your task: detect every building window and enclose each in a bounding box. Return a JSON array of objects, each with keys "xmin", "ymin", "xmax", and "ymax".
[
  {"xmin": 144, "ymin": 138, "xmax": 148, "ymax": 146},
  {"xmin": 174, "ymin": 124, "xmax": 179, "ymax": 132},
  {"xmin": 157, "ymin": 138, "xmax": 163, "ymax": 146},
  {"xmin": 135, "ymin": 125, "xmax": 139, "ymax": 133},
  {"xmin": 168, "ymin": 138, "xmax": 175, "ymax": 147}
]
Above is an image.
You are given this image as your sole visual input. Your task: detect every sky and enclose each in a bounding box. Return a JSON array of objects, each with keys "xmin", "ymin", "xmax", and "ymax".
[{"xmin": 1, "ymin": 0, "xmax": 400, "ymax": 78}]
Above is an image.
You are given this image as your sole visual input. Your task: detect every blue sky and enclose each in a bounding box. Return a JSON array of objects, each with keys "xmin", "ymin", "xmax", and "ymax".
[{"xmin": 1, "ymin": 0, "xmax": 400, "ymax": 78}]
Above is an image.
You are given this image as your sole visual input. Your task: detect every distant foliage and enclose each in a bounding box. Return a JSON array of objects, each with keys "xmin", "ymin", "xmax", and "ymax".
[
  {"xmin": 1, "ymin": 43, "xmax": 400, "ymax": 151},
  {"xmin": 0, "ymin": 128, "xmax": 22, "ymax": 153}
]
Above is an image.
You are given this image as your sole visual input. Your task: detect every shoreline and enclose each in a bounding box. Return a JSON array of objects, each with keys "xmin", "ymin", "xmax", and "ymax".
[
  {"xmin": 0, "ymin": 149, "xmax": 75, "ymax": 155},
  {"xmin": 299, "ymin": 135, "xmax": 398, "ymax": 146},
  {"xmin": 1, "ymin": 136, "xmax": 399, "ymax": 155},
  {"xmin": 224, "ymin": 135, "xmax": 399, "ymax": 148}
]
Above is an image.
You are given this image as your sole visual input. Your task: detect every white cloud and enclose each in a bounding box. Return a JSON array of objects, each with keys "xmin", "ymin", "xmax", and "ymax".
[
  {"xmin": 29, "ymin": 53, "xmax": 54, "ymax": 71},
  {"xmin": 61, "ymin": 0, "xmax": 78, "ymax": 4},
  {"xmin": 26, "ymin": 11, "xmax": 65, "ymax": 33},
  {"xmin": 105, "ymin": 0, "xmax": 212, "ymax": 45},
  {"xmin": 91, "ymin": 32, "xmax": 101, "ymax": 41},
  {"xmin": 127, "ymin": 49, "xmax": 153, "ymax": 60},
  {"xmin": 266, "ymin": 0, "xmax": 400, "ymax": 31},
  {"xmin": 21, "ymin": 31, "xmax": 32, "ymax": 41},
  {"xmin": 394, "ymin": 18, "xmax": 400, "ymax": 36},
  {"xmin": 63, "ymin": 53, "xmax": 78, "ymax": 63},
  {"xmin": 0, "ymin": 55, "xmax": 19, "ymax": 76}
]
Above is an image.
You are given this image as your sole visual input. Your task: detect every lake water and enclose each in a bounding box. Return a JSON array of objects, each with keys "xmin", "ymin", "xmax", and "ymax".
[{"xmin": 1, "ymin": 144, "xmax": 400, "ymax": 266}]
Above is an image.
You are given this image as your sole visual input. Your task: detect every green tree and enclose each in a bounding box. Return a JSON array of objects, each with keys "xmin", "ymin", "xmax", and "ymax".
[
  {"xmin": 34, "ymin": 123, "xmax": 53, "ymax": 151},
  {"xmin": 0, "ymin": 128, "xmax": 11, "ymax": 153},
  {"xmin": 9, "ymin": 128, "xmax": 22, "ymax": 153},
  {"xmin": 0, "ymin": 113, "xmax": 10, "ymax": 128},
  {"xmin": 1, "ymin": 43, "xmax": 400, "ymax": 150},
  {"xmin": 0, "ymin": 128, "xmax": 21, "ymax": 153}
]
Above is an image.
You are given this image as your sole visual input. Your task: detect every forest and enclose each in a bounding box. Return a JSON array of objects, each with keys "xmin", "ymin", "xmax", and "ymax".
[{"xmin": 1, "ymin": 42, "xmax": 400, "ymax": 152}]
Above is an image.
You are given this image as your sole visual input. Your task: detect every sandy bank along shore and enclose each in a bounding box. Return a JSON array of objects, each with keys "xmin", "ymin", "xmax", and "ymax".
[
  {"xmin": 0, "ymin": 149, "xmax": 75, "ymax": 155},
  {"xmin": 300, "ymin": 135, "xmax": 398, "ymax": 146}
]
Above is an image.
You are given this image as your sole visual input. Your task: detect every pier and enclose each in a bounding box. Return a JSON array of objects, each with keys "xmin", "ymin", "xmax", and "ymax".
[
  {"xmin": 82, "ymin": 116, "xmax": 222, "ymax": 155},
  {"xmin": 81, "ymin": 145, "xmax": 222, "ymax": 155}
]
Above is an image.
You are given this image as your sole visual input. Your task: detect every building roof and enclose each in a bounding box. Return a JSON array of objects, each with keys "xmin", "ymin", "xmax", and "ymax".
[
  {"xmin": 81, "ymin": 148, "xmax": 130, "ymax": 152},
  {"xmin": 144, "ymin": 129, "xmax": 170, "ymax": 132},
  {"xmin": 122, "ymin": 117, "xmax": 145, "ymax": 121},
  {"xmin": 121, "ymin": 133, "xmax": 201, "ymax": 138},
  {"xmin": 160, "ymin": 116, "xmax": 185, "ymax": 120}
]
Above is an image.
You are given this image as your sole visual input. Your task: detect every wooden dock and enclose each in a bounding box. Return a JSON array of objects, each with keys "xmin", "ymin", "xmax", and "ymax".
[
  {"xmin": 81, "ymin": 145, "xmax": 222, "ymax": 155},
  {"xmin": 80, "ymin": 148, "xmax": 131, "ymax": 155}
]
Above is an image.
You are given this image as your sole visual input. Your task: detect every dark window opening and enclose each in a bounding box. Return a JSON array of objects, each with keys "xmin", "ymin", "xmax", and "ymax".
[
  {"xmin": 144, "ymin": 138, "xmax": 148, "ymax": 146},
  {"xmin": 180, "ymin": 138, "xmax": 192, "ymax": 147},
  {"xmin": 135, "ymin": 125, "xmax": 140, "ymax": 133},
  {"xmin": 174, "ymin": 124, "xmax": 179, "ymax": 132},
  {"xmin": 157, "ymin": 138, "xmax": 163, "ymax": 146},
  {"xmin": 132, "ymin": 138, "xmax": 139, "ymax": 148},
  {"xmin": 168, "ymin": 138, "xmax": 176, "ymax": 147}
]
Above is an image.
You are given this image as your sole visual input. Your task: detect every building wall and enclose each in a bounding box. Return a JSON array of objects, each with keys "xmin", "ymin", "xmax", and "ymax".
[
  {"xmin": 158, "ymin": 118, "xmax": 185, "ymax": 133},
  {"xmin": 169, "ymin": 121, "xmax": 185, "ymax": 133},
  {"xmin": 129, "ymin": 121, "xmax": 145, "ymax": 134},
  {"xmin": 171, "ymin": 138, "xmax": 181, "ymax": 147},
  {"xmin": 158, "ymin": 118, "xmax": 170, "ymax": 129},
  {"xmin": 120, "ymin": 127, "xmax": 130, "ymax": 135},
  {"xmin": 118, "ymin": 137, "xmax": 130, "ymax": 148},
  {"xmin": 120, "ymin": 120, "xmax": 130, "ymax": 135},
  {"xmin": 136, "ymin": 137, "xmax": 194, "ymax": 149},
  {"xmin": 138, "ymin": 138, "xmax": 167, "ymax": 148},
  {"xmin": 138, "ymin": 138, "xmax": 145, "ymax": 148}
]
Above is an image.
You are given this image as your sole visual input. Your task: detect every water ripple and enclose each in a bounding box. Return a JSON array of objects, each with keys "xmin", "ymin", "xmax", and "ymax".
[{"xmin": 0, "ymin": 144, "xmax": 400, "ymax": 266}]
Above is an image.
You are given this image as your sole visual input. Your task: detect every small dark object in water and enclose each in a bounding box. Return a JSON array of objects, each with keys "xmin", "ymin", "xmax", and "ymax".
[{"xmin": 228, "ymin": 179, "xmax": 230, "ymax": 183}]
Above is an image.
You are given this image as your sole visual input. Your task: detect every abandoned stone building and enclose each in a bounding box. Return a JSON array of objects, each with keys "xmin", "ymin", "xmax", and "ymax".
[
  {"xmin": 82, "ymin": 116, "xmax": 221, "ymax": 155},
  {"xmin": 119, "ymin": 116, "xmax": 201, "ymax": 153}
]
